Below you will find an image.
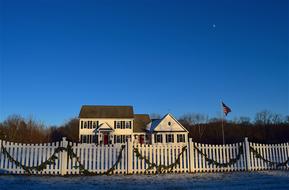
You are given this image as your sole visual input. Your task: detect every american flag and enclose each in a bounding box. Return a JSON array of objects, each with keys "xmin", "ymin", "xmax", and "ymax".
[{"xmin": 222, "ymin": 102, "xmax": 231, "ymax": 116}]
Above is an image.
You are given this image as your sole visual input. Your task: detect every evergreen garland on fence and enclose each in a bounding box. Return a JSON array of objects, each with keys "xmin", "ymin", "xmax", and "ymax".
[
  {"xmin": 1, "ymin": 144, "xmax": 126, "ymax": 175},
  {"xmin": 1, "ymin": 144, "xmax": 66, "ymax": 174},
  {"xmin": 193, "ymin": 144, "xmax": 244, "ymax": 167},
  {"xmin": 2, "ymin": 142, "xmax": 288, "ymax": 175},
  {"xmin": 133, "ymin": 146, "xmax": 187, "ymax": 174},
  {"xmin": 249, "ymin": 146, "xmax": 289, "ymax": 168},
  {"xmin": 68, "ymin": 144, "xmax": 126, "ymax": 175}
]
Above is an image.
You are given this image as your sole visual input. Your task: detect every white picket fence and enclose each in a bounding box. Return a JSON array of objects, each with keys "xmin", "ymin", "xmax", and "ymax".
[{"xmin": 0, "ymin": 137, "xmax": 288, "ymax": 175}]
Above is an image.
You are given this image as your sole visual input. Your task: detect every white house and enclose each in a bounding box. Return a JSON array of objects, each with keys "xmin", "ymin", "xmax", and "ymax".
[{"xmin": 78, "ymin": 105, "xmax": 188, "ymax": 144}]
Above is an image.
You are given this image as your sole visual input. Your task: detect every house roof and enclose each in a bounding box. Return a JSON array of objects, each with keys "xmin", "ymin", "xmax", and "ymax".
[
  {"xmin": 79, "ymin": 105, "xmax": 134, "ymax": 118},
  {"xmin": 147, "ymin": 113, "xmax": 188, "ymax": 133},
  {"xmin": 133, "ymin": 114, "xmax": 151, "ymax": 133},
  {"xmin": 147, "ymin": 119, "xmax": 162, "ymax": 133},
  {"xmin": 94, "ymin": 122, "xmax": 114, "ymax": 132}
]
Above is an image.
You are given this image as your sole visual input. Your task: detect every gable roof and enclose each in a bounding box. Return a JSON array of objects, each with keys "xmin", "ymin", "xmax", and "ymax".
[
  {"xmin": 147, "ymin": 113, "xmax": 188, "ymax": 133},
  {"xmin": 79, "ymin": 105, "xmax": 134, "ymax": 118},
  {"xmin": 94, "ymin": 122, "xmax": 114, "ymax": 132},
  {"xmin": 146, "ymin": 119, "xmax": 162, "ymax": 133},
  {"xmin": 133, "ymin": 114, "xmax": 151, "ymax": 133}
]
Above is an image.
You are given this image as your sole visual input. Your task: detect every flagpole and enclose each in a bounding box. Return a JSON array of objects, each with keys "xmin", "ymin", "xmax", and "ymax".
[{"xmin": 221, "ymin": 100, "xmax": 225, "ymax": 144}]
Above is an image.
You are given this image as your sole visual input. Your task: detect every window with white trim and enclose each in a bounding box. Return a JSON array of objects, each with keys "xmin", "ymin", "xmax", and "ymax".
[
  {"xmin": 166, "ymin": 134, "xmax": 174, "ymax": 143},
  {"xmin": 177, "ymin": 134, "xmax": 185, "ymax": 143},
  {"xmin": 125, "ymin": 121, "xmax": 131, "ymax": 129},
  {"xmin": 116, "ymin": 121, "xmax": 121, "ymax": 129},
  {"xmin": 155, "ymin": 134, "xmax": 163, "ymax": 143}
]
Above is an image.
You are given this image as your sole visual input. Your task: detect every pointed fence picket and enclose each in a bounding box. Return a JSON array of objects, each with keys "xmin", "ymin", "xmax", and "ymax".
[{"xmin": 0, "ymin": 137, "xmax": 288, "ymax": 175}]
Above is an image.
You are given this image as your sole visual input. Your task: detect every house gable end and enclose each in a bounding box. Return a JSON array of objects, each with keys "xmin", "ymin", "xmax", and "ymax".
[
  {"xmin": 95, "ymin": 122, "xmax": 113, "ymax": 132},
  {"xmin": 149, "ymin": 113, "xmax": 188, "ymax": 133}
]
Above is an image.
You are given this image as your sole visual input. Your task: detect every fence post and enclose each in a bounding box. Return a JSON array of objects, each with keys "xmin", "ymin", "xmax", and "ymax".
[
  {"xmin": 188, "ymin": 138, "xmax": 194, "ymax": 173},
  {"xmin": 244, "ymin": 137, "xmax": 251, "ymax": 171},
  {"xmin": 60, "ymin": 137, "xmax": 68, "ymax": 176},
  {"xmin": 127, "ymin": 139, "xmax": 133, "ymax": 174}
]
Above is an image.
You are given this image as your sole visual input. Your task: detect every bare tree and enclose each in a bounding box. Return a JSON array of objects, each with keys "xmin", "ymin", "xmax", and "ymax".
[
  {"xmin": 255, "ymin": 110, "xmax": 273, "ymax": 125},
  {"xmin": 238, "ymin": 116, "xmax": 251, "ymax": 125},
  {"xmin": 179, "ymin": 113, "xmax": 208, "ymax": 141},
  {"xmin": 271, "ymin": 113, "xmax": 283, "ymax": 124},
  {"xmin": 179, "ymin": 113, "xmax": 208, "ymax": 125},
  {"xmin": 285, "ymin": 115, "xmax": 289, "ymax": 124},
  {"xmin": 255, "ymin": 110, "xmax": 286, "ymax": 125}
]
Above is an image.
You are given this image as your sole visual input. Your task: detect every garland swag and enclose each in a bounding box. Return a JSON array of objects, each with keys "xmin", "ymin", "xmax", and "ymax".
[
  {"xmin": 133, "ymin": 146, "xmax": 187, "ymax": 173},
  {"xmin": 249, "ymin": 146, "xmax": 289, "ymax": 168},
  {"xmin": 69, "ymin": 144, "xmax": 126, "ymax": 175},
  {"xmin": 193, "ymin": 144, "xmax": 244, "ymax": 167},
  {"xmin": 1, "ymin": 144, "xmax": 125, "ymax": 175},
  {"xmin": 1, "ymin": 144, "xmax": 66, "ymax": 174}
]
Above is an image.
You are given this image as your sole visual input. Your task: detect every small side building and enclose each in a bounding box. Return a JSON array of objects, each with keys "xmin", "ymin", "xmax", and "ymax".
[{"xmin": 146, "ymin": 113, "xmax": 188, "ymax": 144}]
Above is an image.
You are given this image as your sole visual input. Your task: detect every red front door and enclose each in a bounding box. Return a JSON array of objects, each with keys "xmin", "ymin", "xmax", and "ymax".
[
  {"xmin": 139, "ymin": 135, "xmax": 144, "ymax": 144},
  {"xmin": 103, "ymin": 134, "xmax": 108, "ymax": 145}
]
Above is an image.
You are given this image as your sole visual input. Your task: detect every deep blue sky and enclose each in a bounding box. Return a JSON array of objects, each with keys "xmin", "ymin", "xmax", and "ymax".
[{"xmin": 0, "ymin": 0, "xmax": 288, "ymax": 125}]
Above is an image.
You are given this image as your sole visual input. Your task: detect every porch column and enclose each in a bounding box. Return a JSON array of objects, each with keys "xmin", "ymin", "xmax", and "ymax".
[{"xmin": 112, "ymin": 133, "xmax": 114, "ymax": 144}]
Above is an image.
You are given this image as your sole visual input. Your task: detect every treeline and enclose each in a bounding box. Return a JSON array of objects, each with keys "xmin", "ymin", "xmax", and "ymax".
[
  {"xmin": 179, "ymin": 110, "xmax": 289, "ymax": 144},
  {"xmin": 0, "ymin": 115, "xmax": 79, "ymax": 143},
  {"xmin": 0, "ymin": 110, "xmax": 288, "ymax": 144}
]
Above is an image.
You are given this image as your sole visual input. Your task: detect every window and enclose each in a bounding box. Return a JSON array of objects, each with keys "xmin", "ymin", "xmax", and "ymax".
[
  {"xmin": 115, "ymin": 121, "xmax": 131, "ymax": 129},
  {"xmin": 114, "ymin": 135, "xmax": 130, "ymax": 143},
  {"xmin": 155, "ymin": 134, "xmax": 163, "ymax": 143},
  {"xmin": 177, "ymin": 134, "xmax": 185, "ymax": 143},
  {"xmin": 125, "ymin": 121, "xmax": 130, "ymax": 129},
  {"xmin": 93, "ymin": 121, "xmax": 97, "ymax": 128},
  {"xmin": 84, "ymin": 122, "xmax": 87, "ymax": 129},
  {"xmin": 83, "ymin": 135, "xmax": 87, "ymax": 143},
  {"xmin": 116, "ymin": 121, "xmax": 121, "ymax": 129},
  {"xmin": 116, "ymin": 135, "xmax": 121, "ymax": 143},
  {"xmin": 168, "ymin": 122, "xmax": 171, "ymax": 126},
  {"xmin": 81, "ymin": 121, "xmax": 83, "ymax": 129},
  {"xmin": 93, "ymin": 135, "xmax": 98, "ymax": 143},
  {"xmin": 166, "ymin": 134, "xmax": 174, "ymax": 143},
  {"xmin": 89, "ymin": 121, "xmax": 92, "ymax": 129},
  {"xmin": 125, "ymin": 135, "xmax": 130, "ymax": 142}
]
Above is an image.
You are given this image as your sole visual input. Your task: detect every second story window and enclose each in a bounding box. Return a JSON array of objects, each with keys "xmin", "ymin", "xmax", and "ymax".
[
  {"xmin": 116, "ymin": 121, "xmax": 121, "ymax": 129},
  {"xmin": 93, "ymin": 121, "xmax": 97, "ymax": 128},
  {"xmin": 84, "ymin": 122, "xmax": 87, "ymax": 129},
  {"xmin": 125, "ymin": 121, "xmax": 131, "ymax": 129}
]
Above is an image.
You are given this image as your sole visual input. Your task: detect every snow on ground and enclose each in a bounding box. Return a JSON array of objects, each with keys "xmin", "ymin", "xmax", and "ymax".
[{"xmin": 0, "ymin": 171, "xmax": 289, "ymax": 190}]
